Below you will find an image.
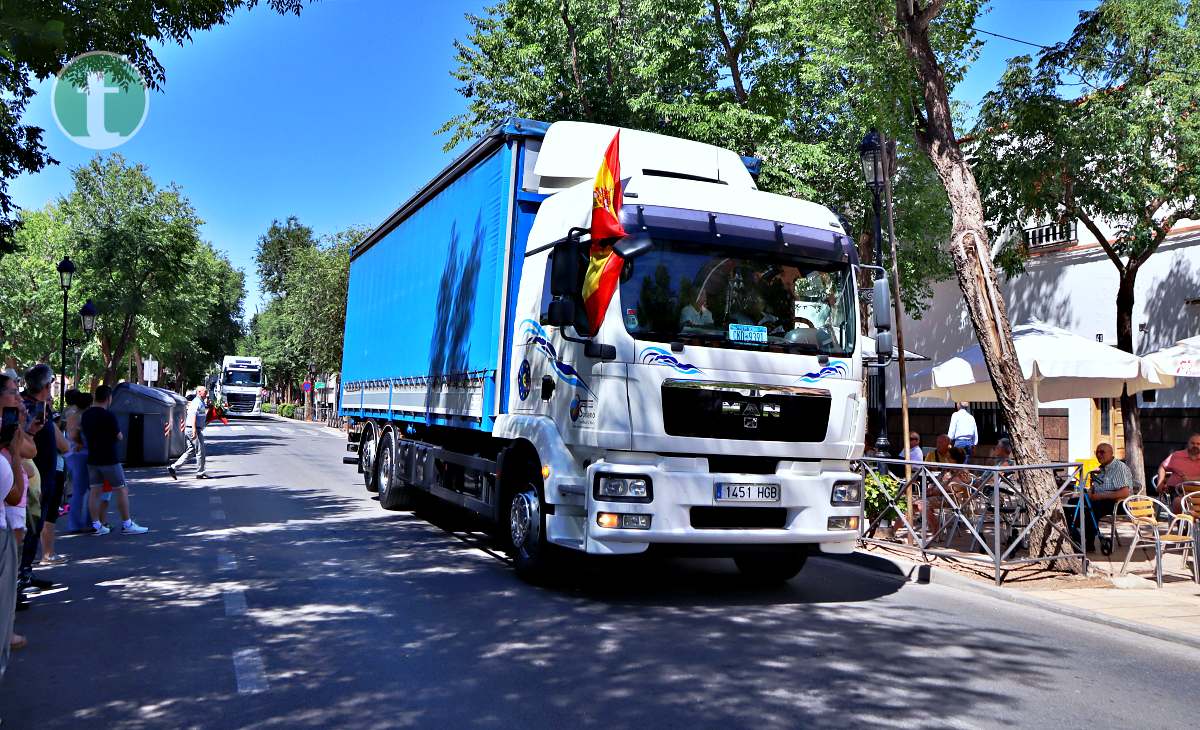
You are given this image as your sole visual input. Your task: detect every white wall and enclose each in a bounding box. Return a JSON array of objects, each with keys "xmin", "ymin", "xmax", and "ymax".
[{"xmin": 886, "ymin": 227, "xmax": 1200, "ymax": 460}]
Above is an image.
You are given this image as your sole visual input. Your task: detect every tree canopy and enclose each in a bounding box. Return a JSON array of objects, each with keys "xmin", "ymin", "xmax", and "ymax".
[{"xmin": 441, "ymin": 0, "xmax": 986, "ymax": 315}]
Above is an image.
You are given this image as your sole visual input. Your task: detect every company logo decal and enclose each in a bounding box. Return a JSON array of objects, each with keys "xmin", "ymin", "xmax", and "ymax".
[
  {"xmin": 53, "ymin": 52, "xmax": 149, "ymax": 150},
  {"xmin": 569, "ymin": 395, "xmax": 596, "ymax": 424},
  {"xmin": 798, "ymin": 360, "xmax": 848, "ymax": 383},
  {"xmin": 517, "ymin": 360, "xmax": 532, "ymax": 401},
  {"xmin": 520, "ymin": 319, "xmax": 595, "ymax": 396},
  {"xmin": 639, "ymin": 346, "xmax": 702, "ymax": 375}
]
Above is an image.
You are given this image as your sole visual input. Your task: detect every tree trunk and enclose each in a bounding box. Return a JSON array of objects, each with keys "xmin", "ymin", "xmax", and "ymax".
[
  {"xmin": 895, "ymin": 1, "xmax": 1078, "ymax": 569},
  {"xmin": 1115, "ymin": 270, "xmax": 1146, "ymax": 492}
]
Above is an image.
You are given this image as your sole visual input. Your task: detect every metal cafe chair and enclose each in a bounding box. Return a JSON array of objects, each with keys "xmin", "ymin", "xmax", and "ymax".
[{"xmin": 1118, "ymin": 496, "xmax": 1196, "ymax": 587}]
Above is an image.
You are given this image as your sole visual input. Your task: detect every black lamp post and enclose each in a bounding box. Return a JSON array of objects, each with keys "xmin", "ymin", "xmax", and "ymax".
[
  {"xmin": 75, "ymin": 299, "xmax": 98, "ymax": 383},
  {"xmin": 56, "ymin": 256, "xmax": 76, "ymax": 410},
  {"xmin": 858, "ymin": 129, "xmax": 890, "ymax": 456},
  {"xmin": 307, "ymin": 361, "xmax": 317, "ymax": 422}
]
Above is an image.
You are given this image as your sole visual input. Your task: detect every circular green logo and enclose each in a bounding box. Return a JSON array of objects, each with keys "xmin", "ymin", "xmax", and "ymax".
[{"xmin": 52, "ymin": 51, "xmax": 149, "ymax": 150}]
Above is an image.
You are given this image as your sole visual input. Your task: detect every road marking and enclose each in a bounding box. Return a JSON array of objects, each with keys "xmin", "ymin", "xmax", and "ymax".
[
  {"xmin": 218, "ymin": 550, "xmax": 237, "ymax": 571},
  {"xmin": 209, "ymin": 495, "xmax": 222, "ymax": 504},
  {"xmin": 230, "ymin": 425, "xmax": 245, "ymax": 432},
  {"xmin": 224, "ymin": 589, "xmax": 247, "ymax": 616},
  {"xmin": 212, "ymin": 509, "xmax": 227, "ymax": 521},
  {"xmin": 253, "ymin": 426, "xmax": 269, "ymax": 432},
  {"xmin": 233, "ymin": 648, "xmax": 269, "ymax": 694}
]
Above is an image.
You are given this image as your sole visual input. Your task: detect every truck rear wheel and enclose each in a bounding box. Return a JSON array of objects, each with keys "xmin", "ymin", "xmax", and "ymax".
[
  {"xmin": 360, "ymin": 425, "xmax": 377, "ymax": 492},
  {"xmin": 376, "ymin": 431, "xmax": 414, "ymax": 510},
  {"xmin": 733, "ymin": 549, "xmax": 809, "ymax": 584},
  {"xmin": 507, "ymin": 480, "xmax": 554, "ymax": 582}
]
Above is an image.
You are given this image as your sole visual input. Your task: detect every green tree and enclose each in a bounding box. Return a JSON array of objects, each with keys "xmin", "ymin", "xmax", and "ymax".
[
  {"xmin": 61, "ymin": 154, "xmax": 203, "ymax": 385},
  {"xmin": 279, "ymin": 226, "xmax": 362, "ymax": 374},
  {"xmin": 254, "ymin": 216, "xmax": 318, "ymax": 297},
  {"xmin": 0, "ymin": 1, "xmax": 307, "ymax": 254},
  {"xmin": 972, "ymin": 0, "xmax": 1200, "ymax": 488},
  {"xmin": 441, "ymin": 0, "xmax": 974, "ymax": 315},
  {"xmin": 0, "ymin": 205, "xmax": 72, "ymax": 366}
]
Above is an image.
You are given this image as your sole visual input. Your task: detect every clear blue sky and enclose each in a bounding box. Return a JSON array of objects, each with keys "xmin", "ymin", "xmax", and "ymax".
[{"xmin": 10, "ymin": 0, "xmax": 1097, "ymax": 316}]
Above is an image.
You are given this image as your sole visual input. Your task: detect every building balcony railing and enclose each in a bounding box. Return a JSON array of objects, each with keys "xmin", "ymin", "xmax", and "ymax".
[{"xmin": 1023, "ymin": 220, "xmax": 1078, "ymax": 250}]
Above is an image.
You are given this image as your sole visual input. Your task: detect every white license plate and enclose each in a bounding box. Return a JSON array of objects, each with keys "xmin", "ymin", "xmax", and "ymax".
[{"xmin": 714, "ymin": 483, "xmax": 780, "ymax": 502}]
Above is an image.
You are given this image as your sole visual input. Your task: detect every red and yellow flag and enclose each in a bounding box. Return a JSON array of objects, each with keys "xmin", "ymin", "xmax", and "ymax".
[{"xmin": 582, "ymin": 131, "xmax": 626, "ymax": 335}]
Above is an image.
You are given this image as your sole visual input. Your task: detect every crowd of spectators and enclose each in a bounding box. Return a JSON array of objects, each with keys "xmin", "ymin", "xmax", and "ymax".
[{"xmin": 1, "ymin": 365, "xmax": 149, "ymax": 680}]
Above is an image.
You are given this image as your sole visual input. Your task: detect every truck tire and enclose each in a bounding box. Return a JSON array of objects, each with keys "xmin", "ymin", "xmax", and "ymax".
[
  {"xmin": 360, "ymin": 425, "xmax": 378, "ymax": 492},
  {"xmin": 733, "ymin": 549, "xmax": 809, "ymax": 584},
  {"xmin": 376, "ymin": 430, "xmax": 414, "ymax": 511},
  {"xmin": 507, "ymin": 478, "xmax": 555, "ymax": 582}
]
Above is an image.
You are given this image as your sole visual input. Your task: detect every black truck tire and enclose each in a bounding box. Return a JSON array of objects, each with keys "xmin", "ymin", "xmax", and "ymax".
[
  {"xmin": 507, "ymin": 476, "xmax": 555, "ymax": 582},
  {"xmin": 376, "ymin": 430, "xmax": 414, "ymax": 511},
  {"xmin": 360, "ymin": 425, "xmax": 378, "ymax": 492}
]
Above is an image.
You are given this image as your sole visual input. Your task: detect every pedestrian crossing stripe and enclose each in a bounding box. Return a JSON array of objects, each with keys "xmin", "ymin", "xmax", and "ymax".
[{"xmin": 230, "ymin": 426, "xmax": 245, "ymax": 432}]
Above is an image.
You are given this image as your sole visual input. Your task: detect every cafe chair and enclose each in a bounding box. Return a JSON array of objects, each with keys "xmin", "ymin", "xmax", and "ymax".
[
  {"xmin": 1181, "ymin": 493, "xmax": 1200, "ymax": 583},
  {"xmin": 1118, "ymin": 496, "xmax": 1195, "ymax": 587}
]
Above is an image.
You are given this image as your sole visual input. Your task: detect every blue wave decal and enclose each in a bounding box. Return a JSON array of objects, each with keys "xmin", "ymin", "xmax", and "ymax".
[
  {"xmin": 520, "ymin": 319, "xmax": 595, "ymax": 396},
  {"xmin": 639, "ymin": 346, "xmax": 702, "ymax": 375},
  {"xmin": 798, "ymin": 360, "xmax": 848, "ymax": 383}
]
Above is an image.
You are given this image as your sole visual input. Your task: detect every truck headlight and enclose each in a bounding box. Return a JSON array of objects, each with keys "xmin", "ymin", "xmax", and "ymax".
[
  {"xmin": 831, "ymin": 480, "xmax": 863, "ymax": 506},
  {"xmin": 594, "ymin": 475, "xmax": 652, "ymax": 503}
]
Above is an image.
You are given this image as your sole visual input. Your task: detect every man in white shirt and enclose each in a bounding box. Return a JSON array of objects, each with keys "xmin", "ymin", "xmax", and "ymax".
[
  {"xmin": 905, "ymin": 432, "xmax": 923, "ymax": 462},
  {"xmin": 948, "ymin": 401, "xmax": 978, "ymax": 460},
  {"xmin": 169, "ymin": 386, "xmax": 208, "ymax": 480}
]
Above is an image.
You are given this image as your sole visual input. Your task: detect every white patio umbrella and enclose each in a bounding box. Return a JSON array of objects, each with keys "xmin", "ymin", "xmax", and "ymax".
[
  {"xmin": 1145, "ymin": 335, "xmax": 1200, "ymax": 378},
  {"xmin": 909, "ymin": 322, "xmax": 1172, "ymax": 407}
]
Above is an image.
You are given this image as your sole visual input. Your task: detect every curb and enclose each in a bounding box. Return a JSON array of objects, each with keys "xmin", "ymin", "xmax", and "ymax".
[{"xmin": 824, "ymin": 549, "xmax": 1200, "ymax": 652}]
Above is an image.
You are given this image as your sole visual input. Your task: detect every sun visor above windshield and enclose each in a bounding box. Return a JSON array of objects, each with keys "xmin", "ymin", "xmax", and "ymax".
[{"xmin": 620, "ymin": 204, "xmax": 858, "ymax": 264}]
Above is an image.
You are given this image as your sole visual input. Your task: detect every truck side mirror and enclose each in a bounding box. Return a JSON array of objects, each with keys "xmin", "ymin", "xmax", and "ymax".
[
  {"xmin": 875, "ymin": 330, "xmax": 893, "ymax": 363},
  {"xmin": 549, "ymin": 231, "xmax": 583, "ymax": 298},
  {"xmin": 873, "ymin": 277, "xmax": 893, "ymax": 333},
  {"xmin": 546, "ymin": 299, "xmax": 576, "ymax": 327},
  {"xmin": 613, "ymin": 232, "xmax": 653, "ymax": 260},
  {"xmin": 584, "ymin": 341, "xmax": 617, "ymax": 360}
]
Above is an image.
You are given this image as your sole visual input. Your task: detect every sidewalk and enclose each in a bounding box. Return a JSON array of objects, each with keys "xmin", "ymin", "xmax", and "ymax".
[{"xmin": 850, "ymin": 526, "xmax": 1200, "ymax": 649}]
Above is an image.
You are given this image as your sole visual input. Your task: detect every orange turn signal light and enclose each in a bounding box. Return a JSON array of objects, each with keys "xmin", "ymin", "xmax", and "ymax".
[{"xmin": 597, "ymin": 512, "xmax": 620, "ymax": 529}]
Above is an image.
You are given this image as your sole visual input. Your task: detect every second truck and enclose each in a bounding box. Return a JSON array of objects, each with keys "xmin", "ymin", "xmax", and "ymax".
[{"xmin": 340, "ymin": 119, "xmax": 892, "ymax": 581}]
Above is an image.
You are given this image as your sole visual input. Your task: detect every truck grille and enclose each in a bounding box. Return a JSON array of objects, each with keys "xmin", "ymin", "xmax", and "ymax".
[
  {"xmin": 226, "ymin": 393, "xmax": 257, "ymax": 412},
  {"xmin": 691, "ymin": 507, "xmax": 787, "ymax": 529},
  {"xmin": 661, "ymin": 380, "xmax": 831, "ymax": 442}
]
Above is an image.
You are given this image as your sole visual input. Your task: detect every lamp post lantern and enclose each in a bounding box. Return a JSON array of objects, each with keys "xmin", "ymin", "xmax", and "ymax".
[
  {"xmin": 56, "ymin": 256, "xmax": 76, "ymax": 410},
  {"xmin": 75, "ymin": 299, "xmax": 98, "ymax": 385},
  {"xmin": 858, "ymin": 129, "xmax": 890, "ymax": 455}
]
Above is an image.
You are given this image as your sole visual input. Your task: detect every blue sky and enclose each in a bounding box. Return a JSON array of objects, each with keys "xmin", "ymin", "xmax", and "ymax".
[{"xmin": 11, "ymin": 0, "xmax": 1097, "ymax": 316}]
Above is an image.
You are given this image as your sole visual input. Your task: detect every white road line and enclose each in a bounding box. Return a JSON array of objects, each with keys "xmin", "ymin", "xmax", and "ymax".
[
  {"xmin": 212, "ymin": 509, "xmax": 227, "ymax": 521},
  {"xmin": 209, "ymin": 495, "xmax": 222, "ymax": 504},
  {"xmin": 230, "ymin": 425, "xmax": 245, "ymax": 432},
  {"xmin": 233, "ymin": 648, "xmax": 269, "ymax": 694},
  {"xmin": 218, "ymin": 550, "xmax": 237, "ymax": 571},
  {"xmin": 252, "ymin": 425, "xmax": 269, "ymax": 432},
  {"xmin": 224, "ymin": 589, "xmax": 247, "ymax": 616}
]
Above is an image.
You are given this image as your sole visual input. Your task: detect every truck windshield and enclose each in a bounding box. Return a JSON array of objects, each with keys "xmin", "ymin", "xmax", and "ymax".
[
  {"xmin": 618, "ymin": 240, "xmax": 856, "ymax": 356},
  {"xmin": 224, "ymin": 371, "xmax": 261, "ymax": 387}
]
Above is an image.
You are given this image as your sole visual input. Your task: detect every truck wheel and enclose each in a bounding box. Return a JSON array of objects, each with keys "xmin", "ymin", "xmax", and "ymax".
[
  {"xmin": 360, "ymin": 426, "xmax": 377, "ymax": 492},
  {"xmin": 508, "ymin": 481, "xmax": 554, "ymax": 582},
  {"xmin": 733, "ymin": 549, "xmax": 809, "ymax": 584},
  {"xmin": 376, "ymin": 431, "xmax": 413, "ymax": 511}
]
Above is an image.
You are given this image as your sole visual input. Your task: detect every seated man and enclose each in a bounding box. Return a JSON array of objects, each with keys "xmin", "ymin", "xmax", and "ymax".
[
  {"xmin": 1155, "ymin": 433, "xmax": 1200, "ymax": 513},
  {"xmin": 1068, "ymin": 442, "xmax": 1132, "ymax": 552}
]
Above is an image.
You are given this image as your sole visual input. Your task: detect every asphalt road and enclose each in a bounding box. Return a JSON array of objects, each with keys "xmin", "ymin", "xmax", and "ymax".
[{"xmin": 4, "ymin": 418, "xmax": 1197, "ymax": 729}]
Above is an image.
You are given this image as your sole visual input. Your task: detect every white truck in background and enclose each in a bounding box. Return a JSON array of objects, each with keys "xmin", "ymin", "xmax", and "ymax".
[{"xmin": 218, "ymin": 356, "xmax": 264, "ymax": 417}]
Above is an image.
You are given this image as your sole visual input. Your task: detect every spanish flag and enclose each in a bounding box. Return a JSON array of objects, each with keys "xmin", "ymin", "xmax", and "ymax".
[{"xmin": 582, "ymin": 131, "xmax": 626, "ymax": 334}]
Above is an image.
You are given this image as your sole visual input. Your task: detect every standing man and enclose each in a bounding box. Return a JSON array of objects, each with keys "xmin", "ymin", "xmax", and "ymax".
[
  {"xmin": 1155, "ymin": 433, "xmax": 1200, "ymax": 512},
  {"xmin": 947, "ymin": 401, "xmax": 978, "ymax": 460},
  {"xmin": 81, "ymin": 386, "xmax": 148, "ymax": 536},
  {"xmin": 169, "ymin": 386, "xmax": 208, "ymax": 480}
]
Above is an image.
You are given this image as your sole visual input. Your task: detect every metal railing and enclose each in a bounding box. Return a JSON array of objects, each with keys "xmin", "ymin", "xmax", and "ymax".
[
  {"xmin": 857, "ymin": 457, "xmax": 1087, "ymax": 585},
  {"xmin": 1023, "ymin": 220, "xmax": 1077, "ymax": 249}
]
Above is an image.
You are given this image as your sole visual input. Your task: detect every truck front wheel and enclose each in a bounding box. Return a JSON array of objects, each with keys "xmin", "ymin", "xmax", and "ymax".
[
  {"xmin": 733, "ymin": 549, "xmax": 809, "ymax": 584},
  {"xmin": 360, "ymin": 426, "xmax": 377, "ymax": 492},
  {"xmin": 508, "ymin": 482, "xmax": 553, "ymax": 581}
]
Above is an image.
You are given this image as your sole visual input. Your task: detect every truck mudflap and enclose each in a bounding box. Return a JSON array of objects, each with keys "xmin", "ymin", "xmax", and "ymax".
[{"xmin": 576, "ymin": 457, "xmax": 862, "ymax": 556}]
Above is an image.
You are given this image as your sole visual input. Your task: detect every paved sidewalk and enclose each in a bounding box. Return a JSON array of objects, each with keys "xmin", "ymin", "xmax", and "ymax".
[{"xmin": 851, "ymin": 525, "xmax": 1200, "ymax": 649}]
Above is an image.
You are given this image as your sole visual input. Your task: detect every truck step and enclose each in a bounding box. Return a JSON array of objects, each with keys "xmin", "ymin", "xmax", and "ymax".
[
  {"xmin": 342, "ymin": 455, "xmax": 360, "ymax": 466},
  {"xmin": 345, "ymin": 442, "xmax": 358, "ymax": 453}
]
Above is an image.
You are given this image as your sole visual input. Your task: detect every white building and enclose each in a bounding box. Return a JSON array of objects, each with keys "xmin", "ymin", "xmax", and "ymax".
[{"xmin": 881, "ymin": 219, "xmax": 1200, "ymax": 474}]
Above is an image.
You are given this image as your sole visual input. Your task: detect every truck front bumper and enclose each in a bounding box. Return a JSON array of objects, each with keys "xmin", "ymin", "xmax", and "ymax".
[{"xmin": 580, "ymin": 457, "xmax": 862, "ymax": 556}]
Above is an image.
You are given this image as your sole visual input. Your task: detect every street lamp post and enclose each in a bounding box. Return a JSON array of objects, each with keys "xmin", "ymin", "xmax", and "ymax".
[
  {"xmin": 56, "ymin": 256, "xmax": 76, "ymax": 411},
  {"xmin": 307, "ymin": 361, "xmax": 317, "ymax": 422},
  {"xmin": 858, "ymin": 129, "xmax": 890, "ymax": 456},
  {"xmin": 76, "ymin": 299, "xmax": 98, "ymax": 384}
]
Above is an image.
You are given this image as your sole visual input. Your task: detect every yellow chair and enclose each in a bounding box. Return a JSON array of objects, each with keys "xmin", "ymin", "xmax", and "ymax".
[
  {"xmin": 1118, "ymin": 496, "xmax": 1195, "ymax": 587},
  {"xmin": 1181, "ymin": 492, "xmax": 1200, "ymax": 583}
]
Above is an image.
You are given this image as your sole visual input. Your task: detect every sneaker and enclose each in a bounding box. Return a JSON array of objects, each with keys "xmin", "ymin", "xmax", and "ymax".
[
  {"xmin": 168, "ymin": 466, "xmax": 177, "ymax": 480},
  {"xmin": 93, "ymin": 525, "xmax": 111, "ymax": 536},
  {"xmin": 196, "ymin": 473, "xmax": 209, "ymax": 479},
  {"xmin": 39, "ymin": 554, "xmax": 68, "ymax": 566},
  {"xmin": 121, "ymin": 521, "xmax": 149, "ymax": 535}
]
